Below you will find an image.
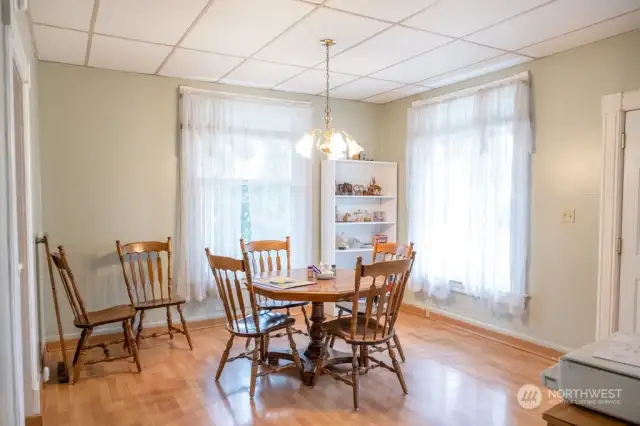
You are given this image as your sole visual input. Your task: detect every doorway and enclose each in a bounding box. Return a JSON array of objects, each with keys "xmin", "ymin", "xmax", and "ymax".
[{"xmin": 619, "ymin": 109, "xmax": 640, "ymax": 333}]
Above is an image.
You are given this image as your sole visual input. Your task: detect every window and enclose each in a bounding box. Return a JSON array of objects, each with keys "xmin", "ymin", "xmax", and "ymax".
[
  {"xmin": 406, "ymin": 75, "xmax": 532, "ymax": 314},
  {"xmin": 176, "ymin": 89, "xmax": 313, "ymax": 302}
]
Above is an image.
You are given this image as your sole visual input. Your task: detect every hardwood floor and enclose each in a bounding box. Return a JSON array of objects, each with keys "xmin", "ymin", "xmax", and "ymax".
[{"xmin": 43, "ymin": 314, "xmax": 555, "ymax": 426}]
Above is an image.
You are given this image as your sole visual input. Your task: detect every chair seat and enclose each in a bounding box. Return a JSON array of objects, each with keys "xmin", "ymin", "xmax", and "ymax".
[
  {"xmin": 229, "ymin": 311, "xmax": 296, "ymax": 337},
  {"xmin": 258, "ymin": 299, "xmax": 310, "ymax": 310},
  {"xmin": 324, "ymin": 316, "xmax": 392, "ymax": 345},
  {"xmin": 134, "ymin": 298, "xmax": 185, "ymax": 310},
  {"xmin": 74, "ymin": 304, "xmax": 136, "ymax": 328}
]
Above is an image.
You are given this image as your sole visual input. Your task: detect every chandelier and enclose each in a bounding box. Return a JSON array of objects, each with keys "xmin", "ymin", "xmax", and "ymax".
[{"xmin": 296, "ymin": 39, "xmax": 364, "ymax": 160}]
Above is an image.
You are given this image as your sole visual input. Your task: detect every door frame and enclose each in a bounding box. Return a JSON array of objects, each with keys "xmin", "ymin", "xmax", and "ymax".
[{"xmin": 597, "ymin": 89, "xmax": 640, "ymax": 340}]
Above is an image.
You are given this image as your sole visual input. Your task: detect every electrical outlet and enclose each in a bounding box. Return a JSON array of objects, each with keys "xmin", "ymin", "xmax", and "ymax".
[{"xmin": 562, "ymin": 209, "xmax": 575, "ymax": 223}]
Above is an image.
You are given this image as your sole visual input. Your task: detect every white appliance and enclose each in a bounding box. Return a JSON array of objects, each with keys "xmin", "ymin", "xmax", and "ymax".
[{"xmin": 542, "ymin": 333, "xmax": 640, "ymax": 423}]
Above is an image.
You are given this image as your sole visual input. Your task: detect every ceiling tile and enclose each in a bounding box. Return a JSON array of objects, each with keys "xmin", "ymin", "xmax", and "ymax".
[
  {"xmin": 325, "ymin": 0, "xmax": 438, "ymax": 22},
  {"xmin": 372, "ymin": 40, "xmax": 502, "ymax": 84},
  {"xmin": 328, "ymin": 78, "xmax": 404, "ymax": 100},
  {"xmin": 219, "ymin": 60, "xmax": 305, "ymax": 88},
  {"xmin": 274, "ymin": 70, "xmax": 358, "ymax": 94},
  {"xmin": 88, "ymin": 35, "xmax": 172, "ymax": 74},
  {"xmin": 518, "ymin": 9, "xmax": 640, "ymax": 57},
  {"xmin": 364, "ymin": 85, "xmax": 429, "ymax": 103},
  {"xmin": 420, "ymin": 53, "xmax": 532, "ymax": 88},
  {"xmin": 34, "ymin": 25, "xmax": 87, "ymax": 65},
  {"xmin": 254, "ymin": 8, "xmax": 391, "ymax": 67},
  {"xmin": 30, "ymin": 0, "xmax": 94, "ymax": 31},
  {"xmin": 404, "ymin": 0, "xmax": 550, "ymax": 37},
  {"xmin": 158, "ymin": 48, "xmax": 244, "ymax": 82},
  {"xmin": 182, "ymin": 0, "xmax": 315, "ymax": 57},
  {"xmin": 94, "ymin": 0, "xmax": 207, "ymax": 46},
  {"xmin": 466, "ymin": 0, "xmax": 640, "ymax": 51},
  {"xmin": 329, "ymin": 26, "xmax": 452, "ymax": 76}
]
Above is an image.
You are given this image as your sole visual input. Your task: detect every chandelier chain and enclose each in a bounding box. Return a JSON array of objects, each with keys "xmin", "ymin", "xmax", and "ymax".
[{"xmin": 324, "ymin": 40, "xmax": 331, "ymax": 133}]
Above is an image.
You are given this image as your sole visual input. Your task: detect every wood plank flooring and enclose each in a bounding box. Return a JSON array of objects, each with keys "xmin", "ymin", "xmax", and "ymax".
[{"xmin": 43, "ymin": 314, "xmax": 556, "ymax": 426}]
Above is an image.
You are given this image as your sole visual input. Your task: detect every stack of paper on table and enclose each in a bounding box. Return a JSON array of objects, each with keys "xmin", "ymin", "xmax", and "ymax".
[{"xmin": 253, "ymin": 276, "xmax": 315, "ymax": 290}]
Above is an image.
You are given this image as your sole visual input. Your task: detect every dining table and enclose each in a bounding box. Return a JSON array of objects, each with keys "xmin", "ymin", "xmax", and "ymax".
[{"xmin": 252, "ymin": 267, "xmax": 373, "ymax": 386}]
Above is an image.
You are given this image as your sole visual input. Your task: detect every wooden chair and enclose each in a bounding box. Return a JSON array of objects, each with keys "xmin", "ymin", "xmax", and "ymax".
[
  {"xmin": 331, "ymin": 241, "xmax": 414, "ymax": 361},
  {"xmin": 44, "ymin": 242, "xmax": 142, "ymax": 384},
  {"xmin": 116, "ymin": 237, "xmax": 193, "ymax": 350},
  {"xmin": 313, "ymin": 253, "xmax": 416, "ymax": 410},
  {"xmin": 240, "ymin": 237, "xmax": 311, "ymax": 344},
  {"xmin": 205, "ymin": 249, "xmax": 302, "ymax": 399}
]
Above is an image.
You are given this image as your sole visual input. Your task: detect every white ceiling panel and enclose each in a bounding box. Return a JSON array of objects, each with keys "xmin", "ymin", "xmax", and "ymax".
[
  {"xmin": 254, "ymin": 8, "xmax": 391, "ymax": 67},
  {"xmin": 182, "ymin": 0, "xmax": 315, "ymax": 57},
  {"xmin": 518, "ymin": 9, "xmax": 640, "ymax": 57},
  {"xmin": 274, "ymin": 70, "xmax": 358, "ymax": 94},
  {"xmin": 89, "ymin": 35, "xmax": 172, "ymax": 74},
  {"xmin": 420, "ymin": 53, "xmax": 532, "ymax": 88},
  {"xmin": 328, "ymin": 78, "xmax": 404, "ymax": 100},
  {"xmin": 159, "ymin": 48, "xmax": 244, "ymax": 82},
  {"xmin": 329, "ymin": 26, "xmax": 452, "ymax": 76},
  {"xmin": 30, "ymin": 0, "xmax": 94, "ymax": 31},
  {"xmin": 466, "ymin": 0, "xmax": 640, "ymax": 50},
  {"xmin": 404, "ymin": 0, "xmax": 550, "ymax": 37},
  {"xmin": 372, "ymin": 40, "xmax": 502, "ymax": 84},
  {"xmin": 220, "ymin": 59, "xmax": 305, "ymax": 88},
  {"xmin": 324, "ymin": 0, "xmax": 438, "ymax": 22},
  {"xmin": 95, "ymin": 0, "xmax": 207, "ymax": 46},
  {"xmin": 364, "ymin": 85, "xmax": 429, "ymax": 103},
  {"xmin": 34, "ymin": 25, "xmax": 88, "ymax": 66}
]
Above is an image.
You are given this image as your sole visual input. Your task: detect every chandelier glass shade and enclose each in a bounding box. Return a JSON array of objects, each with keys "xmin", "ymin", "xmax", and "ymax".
[{"xmin": 295, "ymin": 39, "xmax": 364, "ymax": 160}]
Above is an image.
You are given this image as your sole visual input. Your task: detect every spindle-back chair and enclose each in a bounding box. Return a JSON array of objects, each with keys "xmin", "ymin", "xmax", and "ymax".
[
  {"xmin": 116, "ymin": 237, "xmax": 193, "ymax": 350},
  {"xmin": 313, "ymin": 253, "xmax": 416, "ymax": 410},
  {"xmin": 332, "ymin": 241, "xmax": 415, "ymax": 361},
  {"xmin": 46, "ymin": 242, "xmax": 141, "ymax": 383},
  {"xmin": 240, "ymin": 237, "xmax": 311, "ymax": 340},
  {"xmin": 205, "ymin": 250, "xmax": 302, "ymax": 399}
]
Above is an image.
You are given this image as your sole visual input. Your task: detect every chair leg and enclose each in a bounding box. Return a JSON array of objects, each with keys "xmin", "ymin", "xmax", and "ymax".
[
  {"xmin": 285, "ymin": 326, "xmax": 302, "ymax": 370},
  {"xmin": 352, "ymin": 344, "xmax": 360, "ymax": 411},
  {"xmin": 312, "ymin": 335, "xmax": 331, "ymax": 387},
  {"xmin": 262, "ymin": 334, "xmax": 270, "ymax": 362},
  {"xmin": 73, "ymin": 329, "xmax": 87, "ymax": 366},
  {"xmin": 177, "ymin": 304, "xmax": 193, "ymax": 350},
  {"xmin": 387, "ymin": 341, "xmax": 408, "ymax": 394},
  {"xmin": 166, "ymin": 306, "xmax": 174, "ymax": 340},
  {"xmin": 301, "ymin": 305, "xmax": 311, "ymax": 335},
  {"xmin": 245, "ymin": 338, "xmax": 252, "ymax": 350},
  {"xmin": 136, "ymin": 310, "xmax": 146, "ymax": 348},
  {"xmin": 329, "ymin": 309, "xmax": 343, "ymax": 349},
  {"xmin": 215, "ymin": 334, "xmax": 234, "ymax": 381},
  {"xmin": 125, "ymin": 320, "xmax": 142, "ymax": 373},
  {"xmin": 72, "ymin": 328, "xmax": 93, "ymax": 384},
  {"xmin": 249, "ymin": 337, "xmax": 261, "ymax": 399},
  {"xmin": 393, "ymin": 334, "xmax": 406, "ymax": 362},
  {"xmin": 122, "ymin": 321, "xmax": 131, "ymax": 355}
]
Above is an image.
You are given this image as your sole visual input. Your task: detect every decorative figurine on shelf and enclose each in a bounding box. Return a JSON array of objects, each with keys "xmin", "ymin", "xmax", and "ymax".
[
  {"xmin": 342, "ymin": 212, "xmax": 352, "ymax": 223},
  {"xmin": 373, "ymin": 211, "xmax": 385, "ymax": 222},
  {"xmin": 368, "ymin": 178, "xmax": 382, "ymax": 196},
  {"xmin": 354, "ymin": 184, "xmax": 365, "ymax": 196},
  {"xmin": 336, "ymin": 233, "xmax": 348, "ymax": 250}
]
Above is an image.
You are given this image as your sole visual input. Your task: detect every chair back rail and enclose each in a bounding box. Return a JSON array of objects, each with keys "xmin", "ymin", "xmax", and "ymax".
[
  {"xmin": 116, "ymin": 237, "xmax": 173, "ymax": 305},
  {"xmin": 372, "ymin": 240, "xmax": 414, "ymax": 263},
  {"xmin": 240, "ymin": 237, "xmax": 291, "ymax": 306},
  {"xmin": 351, "ymin": 253, "xmax": 416, "ymax": 342},
  {"xmin": 49, "ymin": 245, "xmax": 90, "ymax": 325},
  {"xmin": 205, "ymin": 250, "xmax": 260, "ymax": 333}
]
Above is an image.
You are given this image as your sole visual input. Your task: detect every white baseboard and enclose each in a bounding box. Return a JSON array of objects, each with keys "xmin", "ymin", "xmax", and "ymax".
[
  {"xmin": 44, "ymin": 312, "xmax": 226, "ymax": 343},
  {"xmin": 427, "ymin": 305, "xmax": 574, "ymax": 354}
]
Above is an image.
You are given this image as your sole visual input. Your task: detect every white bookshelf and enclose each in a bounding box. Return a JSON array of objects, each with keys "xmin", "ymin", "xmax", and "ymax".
[{"xmin": 321, "ymin": 159, "xmax": 398, "ymax": 269}]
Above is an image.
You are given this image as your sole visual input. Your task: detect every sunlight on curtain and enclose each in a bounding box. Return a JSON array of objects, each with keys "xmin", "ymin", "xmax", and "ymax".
[
  {"xmin": 176, "ymin": 90, "xmax": 313, "ymax": 302},
  {"xmin": 406, "ymin": 77, "xmax": 532, "ymax": 315}
]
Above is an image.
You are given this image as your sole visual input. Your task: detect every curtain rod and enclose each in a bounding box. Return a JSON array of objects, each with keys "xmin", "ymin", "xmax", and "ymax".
[
  {"xmin": 411, "ymin": 71, "xmax": 530, "ymax": 108},
  {"xmin": 179, "ymin": 86, "xmax": 313, "ymax": 107}
]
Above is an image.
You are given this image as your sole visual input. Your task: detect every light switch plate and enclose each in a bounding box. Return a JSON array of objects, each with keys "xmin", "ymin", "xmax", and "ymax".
[{"xmin": 562, "ymin": 209, "xmax": 575, "ymax": 223}]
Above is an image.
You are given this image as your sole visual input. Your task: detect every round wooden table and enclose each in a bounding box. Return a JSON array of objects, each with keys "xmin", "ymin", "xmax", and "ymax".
[{"xmin": 252, "ymin": 268, "xmax": 371, "ymax": 385}]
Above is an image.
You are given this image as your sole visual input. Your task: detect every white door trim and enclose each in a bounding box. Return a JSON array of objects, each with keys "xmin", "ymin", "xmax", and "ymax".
[{"xmin": 597, "ymin": 89, "xmax": 640, "ymax": 340}]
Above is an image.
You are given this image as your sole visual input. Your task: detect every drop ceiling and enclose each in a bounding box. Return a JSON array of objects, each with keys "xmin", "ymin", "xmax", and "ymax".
[{"xmin": 30, "ymin": 0, "xmax": 640, "ymax": 104}]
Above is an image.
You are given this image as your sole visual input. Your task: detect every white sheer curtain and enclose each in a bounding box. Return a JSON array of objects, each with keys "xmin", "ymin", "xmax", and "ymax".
[
  {"xmin": 406, "ymin": 75, "xmax": 532, "ymax": 315},
  {"xmin": 176, "ymin": 89, "xmax": 313, "ymax": 302}
]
